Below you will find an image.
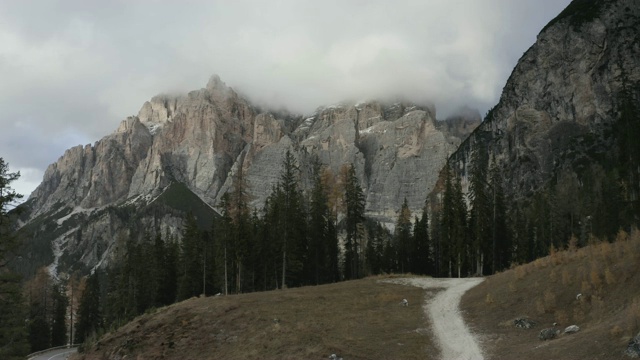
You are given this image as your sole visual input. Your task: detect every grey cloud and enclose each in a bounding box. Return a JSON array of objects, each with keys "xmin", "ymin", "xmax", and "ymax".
[{"xmin": 0, "ymin": 0, "xmax": 572, "ymax": 197}]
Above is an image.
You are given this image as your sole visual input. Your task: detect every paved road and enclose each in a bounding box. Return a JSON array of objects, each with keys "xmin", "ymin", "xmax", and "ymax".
[
  {"xmin": 385, "ymin": 277, "xmax": 485, "ymax": 360},
  {"xmin": 29, "ymin": 347, "xmax": 77, "ymax": 360}
]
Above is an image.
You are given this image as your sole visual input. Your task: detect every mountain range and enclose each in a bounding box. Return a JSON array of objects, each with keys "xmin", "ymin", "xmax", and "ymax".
[
  {"xmin": 14, "ymin": 76, "xmax": 478, "ymax": 278},
  {"xmin": 13, "ymin": 0, "xmax": 640, "ymax": 281}
]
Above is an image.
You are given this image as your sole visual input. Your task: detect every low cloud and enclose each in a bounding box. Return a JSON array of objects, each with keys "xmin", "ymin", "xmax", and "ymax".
[{"xmin": 0, "ymin": 0, "xmax": 571, "ymax": 196}]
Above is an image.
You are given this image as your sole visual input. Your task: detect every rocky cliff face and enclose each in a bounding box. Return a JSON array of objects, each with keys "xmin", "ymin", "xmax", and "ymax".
[
  {"xmin": 436, "ymin": 0, "xmax": 640, "ymax": 230},
  {"xmin": 20, "ymin": 75, "xmax": 477, "ymax": 276},
  {"xmin": 29, "ymin": 116, "xmax": 154, "ymax": 218}
]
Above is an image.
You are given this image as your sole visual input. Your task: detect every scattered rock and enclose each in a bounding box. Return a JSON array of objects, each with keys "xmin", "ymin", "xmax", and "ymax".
[
  {"xmin": 400, "ymin": 299, "xmax": 409, "ymax": 306},
  {"xmin": 576, "ymin": 293, "xmax": 582, "ymax": 300},
  {"xmin": 329, "ymin": 354, "xmax": 343, "ymax": 360},
  {"xmin": 514, "ymin": 318, "xmax": 536, "ymax": 329},
  {"xmin": 539, "ymin": 327, "xmax": 560, "ymax": 341},
  {"xmin": 626, "ymin": 332, "xmax": 640, "ymax": 358},
  {"xmin": 564, "ymin": 325, "xmax": 580, "ymax": 334}
]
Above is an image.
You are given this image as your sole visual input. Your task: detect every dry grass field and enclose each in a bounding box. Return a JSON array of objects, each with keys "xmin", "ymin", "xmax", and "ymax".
[
  {"xmin": 74, "ymin": 230, "xmax": 640, "ymax": 359},
  {"xmin": 74, "ymin": 276, "xmax": 434, "ymax": 360},
  {"xmin": 462, "ymin": 229, "xmax": 640, "ymax": 360}
]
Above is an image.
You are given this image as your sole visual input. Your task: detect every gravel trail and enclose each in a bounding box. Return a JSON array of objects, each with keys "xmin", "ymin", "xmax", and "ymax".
[{"xmin": 387, "ymin": 277, "xmax": 485, "ymax": 360}]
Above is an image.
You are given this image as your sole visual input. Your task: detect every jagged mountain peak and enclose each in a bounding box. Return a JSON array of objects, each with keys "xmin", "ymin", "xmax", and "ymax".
[
  {"xmin": 205, "ymin": 73, "xmax": 227, "ymax": 91},
  {"xmin": 19, "ymin": 72, "xmax": 480, "ymax": 276}
]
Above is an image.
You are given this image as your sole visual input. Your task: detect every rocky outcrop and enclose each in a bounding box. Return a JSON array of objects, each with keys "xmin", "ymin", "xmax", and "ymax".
[
  {"xmin": 436, "ymin": 0, "xmax": 640, "ymax": 214},
  {"xmin": 539, "ymin": 327, "xmax": 560, "ymax": 341},
  {"xmin": 626, "ymin": 331, "xmax": 640, "ymax": 358},
  {"xmin": 514, "ymin": 318, "xmax": 536, "ymax": 329},
  {"xmin": 137, "ymin": 94, "xmax": 183, "ymax": 134},
  {"xmin": 295, "ymin": 102, "xmax": 461, "ymax": 221},
  {"xmin": 564, "ymin": 325, "xmax": 580, "ymax": 334},
  {"xmin": 127, "ymin": 76, "xmax": 257, "ymax": 204},
  {"xmin": 28, "ymin": 116, "xmax": 153, "ymax": 218}
]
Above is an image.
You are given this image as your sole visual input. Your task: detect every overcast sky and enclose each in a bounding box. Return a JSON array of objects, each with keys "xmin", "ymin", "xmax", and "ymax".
[{"xmin": 0, "ymin": 0, "xmax": 571, "ymax": 199}]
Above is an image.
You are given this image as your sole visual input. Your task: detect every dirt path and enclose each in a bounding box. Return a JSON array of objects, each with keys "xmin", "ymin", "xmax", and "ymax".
[{"xmin": 387, "ymin": 277, "xmax": 485, "ymax": 360}]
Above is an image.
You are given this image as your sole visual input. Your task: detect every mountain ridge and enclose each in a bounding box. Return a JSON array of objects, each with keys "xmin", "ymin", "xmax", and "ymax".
[{"xmin": 17, "ymin": 75, "xmax": 478, "ymax": 277}]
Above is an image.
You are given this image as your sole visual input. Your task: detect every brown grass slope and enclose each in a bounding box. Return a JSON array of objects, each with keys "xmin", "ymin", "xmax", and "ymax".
[
  {"xmin": 462, "ymin": 230, "xmax": 640, "ymax": 360},
  {"xmin": 74, "ymin": 277, "xmax": 435, "ymax": 360}
]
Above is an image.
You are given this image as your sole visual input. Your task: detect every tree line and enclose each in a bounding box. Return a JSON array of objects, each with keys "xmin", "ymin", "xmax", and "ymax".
[
  {"xmin": 0, "ymin": 158, "xmax": 30, "ymax": 359},
  {"xmin": 4, "ymin": 109, "xmax": 639, "ymax": 355},
  {"xmin": 70, "ymin": 151, "xmax": 438, "ymax": 343}
]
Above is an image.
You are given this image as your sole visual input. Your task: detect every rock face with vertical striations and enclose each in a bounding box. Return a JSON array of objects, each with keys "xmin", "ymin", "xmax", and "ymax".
[
  {"xmin": 28, "ymin": 116, "xmax": 154, "ymax": 217},
  {"xmin": 436, "ymin": 0, "xmax": 640, "ymax": 211},
  {"xmin": 17, "ymin": 75, "xmax": 477, "ymax": 276}
]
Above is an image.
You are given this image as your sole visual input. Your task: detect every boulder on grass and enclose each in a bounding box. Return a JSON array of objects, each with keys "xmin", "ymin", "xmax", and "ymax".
[
  {"xmin": 626, "ymin": 332, "xmax": 640, "ymax": 358},
  {"xmin": 564, "ymin": 325, "xmax": 580, "ymax": 334},
  {"xmin": 539, "ymin": 327, "xmax": 560, "ymax": 341},
  {"xmin": 514, "ymin": 318, "xmax": 536, "ymax": 329}
]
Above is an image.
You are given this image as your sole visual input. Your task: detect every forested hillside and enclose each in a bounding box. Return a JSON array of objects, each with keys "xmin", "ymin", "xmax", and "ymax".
[{"xmin": 427, "ymin": 0, "xmax": 640, "ymax": 277}]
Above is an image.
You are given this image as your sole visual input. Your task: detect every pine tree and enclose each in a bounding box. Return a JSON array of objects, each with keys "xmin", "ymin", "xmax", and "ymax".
[
  {"xmin": 412, "ymin": 204, "xmax": 432, "ymax": 275},
  {"xmin": 75, "ymin": 271, "xmax": 102, "ymax": 343},
  {"xmin": 616, "ymin": 84, "xmax": 640, "ymax": 208},
  {"xmin": 308, "ymin": 158, "xmax": 337, "ymax": 284},
  {"xmin": 0, "ymin": 272, "xmax": 28, "ymax": 359},
  {"xmin": 439, "ymin": 164, "xmax": 454, "ymax": 277},
  {"xmin": 272, "ymin": 150, "xmax": 307, "ymax": 288},
  {"xmin": 0, "ymin": 158, "xmax": 23, "ymax": 269},
  {"xmin": 468, "ymin": 146, "xmax": 491, "ymax": 275},
  {"xmin": 382, "ymin": 226, "xmax": 395, "ymax": 274},
  {"xmin": 321, "ymin": 167, "xmax": 340, "ymax": 283},
  {"xmin": 178, "ymin": 213, "xmax": 202, "ymax": 300},
  {"xmin": 104, "ymin": 248, "xmax": 129, "ymax": 328},
  {"xmin": 216, "ymin": 193, "xmax": 233, "ymax": 295},
  {"xmin": 162, "ymin": 236, "xmax": 180, "ymax": 303},
  {"xmin": 198, "ymin": 230, "xmax": 215, "ymax": 295},
  {"xmin": 343, "ymin": 164, "xmax": 365, "ymax": 279},
  {"xmin": 491, "ymin": 166, "xmax": 511, "ymax": 271},
  {"xmin": 123, "ymin": 240, "xmax": 141, "ymax": 316},
  {"xmin": 245, "ymin": 210, "xmax": 262, "ymax": 292},
  {"xmin": 153, "ymin": 233, "xmax": 168, "ymax": 306},
  {"xmin": 440, "ymin": 164, "xmax": 468, "ymax": 277},
  {"xmin": 394, "ymin": 198, "xmax": 412, "ymax": 274},
  {"xmin": 431, "ymin": 209, "xmax": 443, "ymax": 277},
  {"xmin": 50, "ymin": 284, "xmax": 68, "ymax": 347},
  {"xmin": 25, "ymin": 268, "xmax": 53, "ymax": 352},
  {"xmin": 452, "ymin": 174, "xmax": 468, "ymax": 277},
  {"xmin": 366, "ymin": 221, "xmax": 392, "ymax": 275},
  {"xmin": 135, "ymin": 234, "xmax": 156, "ymax": 314},
  {"xmin": 229, "ymin": 166, "xmax": 251, "ymax": 293},
  {"xmin": 0, "ymin": 158, "xmax": 29, "ymax": 359},
  {"xmin": 259, "ymin": 193, "xmax": 281, "ymax": 290},
  {"xmin": 66, "ymin": 271, "xmax": 81, "ymax": 346}
]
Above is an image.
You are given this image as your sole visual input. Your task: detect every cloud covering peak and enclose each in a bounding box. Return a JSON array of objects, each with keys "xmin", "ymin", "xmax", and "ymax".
[{"xmin": 0, "ymin": 0, "xmax": 571, "ymax": 197}]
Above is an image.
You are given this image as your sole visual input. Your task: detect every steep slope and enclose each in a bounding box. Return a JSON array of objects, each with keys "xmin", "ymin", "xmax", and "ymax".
[
  {"xmin": 434, "ymin": 0, "xmax": 640, "ymax": 239},
  {"xmin": 462, "ymin": 230, "xmax": 640, "ymax": 359},
  {"xmin": 14, "ymin": 182, "xmax": 218, "ymax": 278},
  {"xmin": 18, "ymin": 76, "xmax": 477, "ymax": 278}
]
